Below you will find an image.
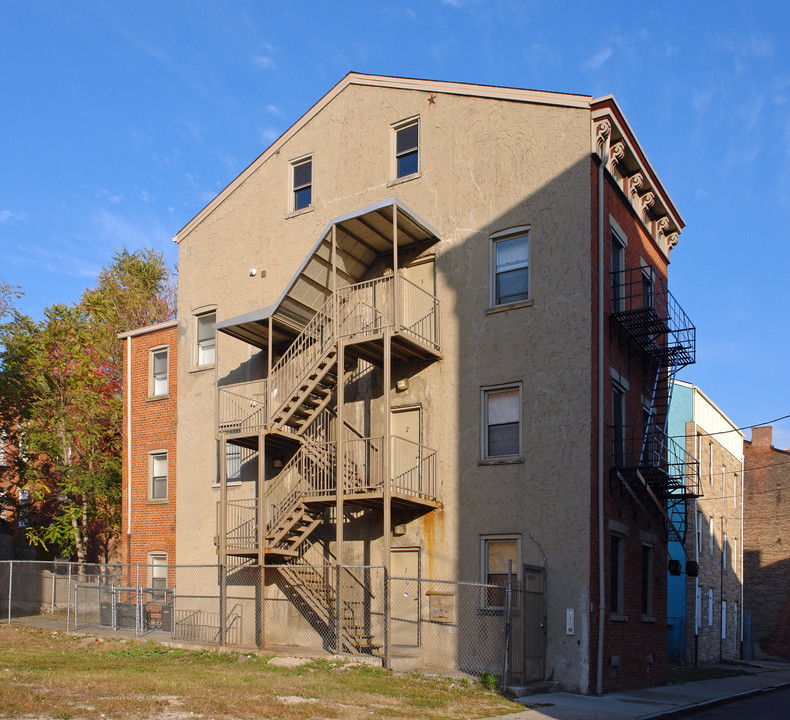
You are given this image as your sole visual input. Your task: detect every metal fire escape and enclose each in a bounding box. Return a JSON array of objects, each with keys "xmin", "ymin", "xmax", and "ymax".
[
  {"xmin": 610, "ymin": 266, "xmax": 699, "ymax": 540},
  {"xmin": 212, "ymin": 198, "xmax": 442, "ymax": 651}
]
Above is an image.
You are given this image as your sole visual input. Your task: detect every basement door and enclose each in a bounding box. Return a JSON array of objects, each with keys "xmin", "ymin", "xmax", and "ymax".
[
  {"xmin": 509, "ymin": 564, "xmax": 546, "ymax": 683},
  {"xmin": 391, "ymin": 406, "xmax": 422, "ymax": 494},
  {"xmin": 391, "ymin": 548, "xmax": 421, "ymax": 647}
]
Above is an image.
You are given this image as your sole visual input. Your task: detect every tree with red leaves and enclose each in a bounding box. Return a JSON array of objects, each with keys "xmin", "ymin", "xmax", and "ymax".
[{"xmin": 0, "ymin": 249, "xmax": 175, "ymax": 561}]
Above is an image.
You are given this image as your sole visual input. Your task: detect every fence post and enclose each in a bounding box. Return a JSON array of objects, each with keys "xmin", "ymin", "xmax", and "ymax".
[
  {"xmin": 51, "ymin": 565, "xmax": 56, "ymax": 614},
  {"xmin": 502, "ymin": 560, "xmax": 513, "ymax": 692},
  {"xmin": 7, "ymin": 561, "xmax": 12, "ymax": 625},
  {"xmin": 136, "ymin": 564, "xmax": 141, "ymax": 637},
  {"xmin": 336, "ymin": 564, "xmax": 342, "ymax": 655},
  {"xmin": 383, "ymin": 567, "xmax": 390, "ymax": 669},
  {"xmin": 66, "ymin": 564, "xmax": 72, "ymax": 632}
]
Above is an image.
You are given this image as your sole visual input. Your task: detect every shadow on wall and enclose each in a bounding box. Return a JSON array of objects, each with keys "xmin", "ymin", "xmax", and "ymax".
[{"xmin": 744, "ymin": 550, "xmax": 790, "ymax": 660}]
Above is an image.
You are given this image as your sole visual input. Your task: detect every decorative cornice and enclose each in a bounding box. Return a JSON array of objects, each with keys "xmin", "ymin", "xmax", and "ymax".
[
  {"xmin": 595, "ymin": 119, "xmax": 612, "ymax": 158},
  {"xmin": 667, "ymin": 232, "xmax": 679, "ymax": 250},
  {"xmin": 640, "ymin": 191, "xmax": 656, "ymax": 221},
  {"xmin": 607, "ymin": 141, "xmax": 625, "ymax": 174},
  {"xmin": 628, "ymin": 172, "xmax": 644, "ymax": 202}
]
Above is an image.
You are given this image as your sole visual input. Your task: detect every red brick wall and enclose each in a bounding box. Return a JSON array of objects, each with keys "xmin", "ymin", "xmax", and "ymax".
[
  {"xmin": 744, "ymin": 428, "xmax": 790, "ymax": 659},
  {"xmin": 590, "ymin": 157, "xmax": 671, "ymax": 691},
  {"xmin": 121, "ymin": 324, "xmax": 177, "ymax": 587}
]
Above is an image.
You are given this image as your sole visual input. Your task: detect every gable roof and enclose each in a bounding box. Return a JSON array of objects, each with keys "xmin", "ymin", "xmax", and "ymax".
[{"xmin": 174, "ymin": 72, "xmax": 592, "ymax": 244}]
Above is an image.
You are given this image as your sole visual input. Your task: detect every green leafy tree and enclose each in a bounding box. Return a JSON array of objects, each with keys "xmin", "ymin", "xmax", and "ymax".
[{"xmin": 0, "ymin": 250, "xmax": 176, "ymax": 561}]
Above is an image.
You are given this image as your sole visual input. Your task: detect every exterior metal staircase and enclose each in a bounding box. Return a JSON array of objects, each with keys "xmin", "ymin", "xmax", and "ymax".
[{"xmin": 610, "ymin": 266, "xmax": 698, "ymax": 539}]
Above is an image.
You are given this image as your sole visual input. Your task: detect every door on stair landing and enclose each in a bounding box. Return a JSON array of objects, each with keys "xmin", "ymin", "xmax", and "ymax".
[
  {"xmin": 401, "ymin": 257, "xmax": 436, "ymax": 341},
  {"xmin": 391, "ymin": 548, "xmax": 421, "ymax": 647},
  {"xmin": 391, "ymin": 406, "xmax": 422, "ymax": 497}
]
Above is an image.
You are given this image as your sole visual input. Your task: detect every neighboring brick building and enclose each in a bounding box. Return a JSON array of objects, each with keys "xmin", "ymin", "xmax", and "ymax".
[
  {"xmin": 119, "ymin": 320, "xmax": 177, "ymax": 591},
  {"xmin": 744, "ymin": 425, "xmax": 790, "ymax": 660},
  {"xmin": 666, "ymin": 381, "xmax": 744, "ymax": 665}
]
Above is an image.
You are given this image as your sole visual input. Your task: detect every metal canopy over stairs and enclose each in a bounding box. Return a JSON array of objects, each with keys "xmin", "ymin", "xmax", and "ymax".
[{"xmin": 213, "ymin": 198, "xmax": 442, "ymax": 653}]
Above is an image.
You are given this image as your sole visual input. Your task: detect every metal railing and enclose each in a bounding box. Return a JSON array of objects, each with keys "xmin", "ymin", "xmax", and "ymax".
[
  {"xmin": 611, "ymin": 423, "xmax": 699, "ymax": 496},
  {"xmin": 610, "ymin": 266, "xmax": 695, "ymax": 368},
  {"xmin": 392, "ymin": 436, "xmax": 438, "ymax": 502},
  {"xmin": 217, "ymin": 379, "xmax": 267, "ymax": 434},
  {"xmin": 399, "ymin": 275, "xmax": 440, "ymax": 350}
]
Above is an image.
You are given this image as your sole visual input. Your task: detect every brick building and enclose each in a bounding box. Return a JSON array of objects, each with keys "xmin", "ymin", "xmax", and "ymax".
[
  {"xmin": 126, "ymin": 74, "xmax": 698, "ymax": 691},
  {"xmin": 744, "ymin": 426, "xmax": 790, "ymax": 660},
  {"xmin": 119, "ymin": 320, "xmax": 178, "ymax": 591},
  {"xmin": 666, "ymin": 381, "xmax": 743, "ymax": 664}
]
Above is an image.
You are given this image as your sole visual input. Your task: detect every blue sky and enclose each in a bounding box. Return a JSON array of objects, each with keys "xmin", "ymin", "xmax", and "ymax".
[{"xmin": 2, "ymin": 1, "xmax": 789, "ymax": 446}]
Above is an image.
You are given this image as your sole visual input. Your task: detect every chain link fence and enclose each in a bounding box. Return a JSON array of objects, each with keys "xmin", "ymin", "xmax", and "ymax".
[{"xmin": 1, "ymin": 560, "xmax": 536, "ymax": 684}]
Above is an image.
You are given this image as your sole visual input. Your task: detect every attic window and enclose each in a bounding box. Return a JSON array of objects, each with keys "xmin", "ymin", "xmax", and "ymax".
[
  {"xmin": 394, "ymin": 119, "xmax": 419, "ymax": 179},
  {"xmin": 292, "ymin": 156, "xmax": 312, "ymax": 212}
]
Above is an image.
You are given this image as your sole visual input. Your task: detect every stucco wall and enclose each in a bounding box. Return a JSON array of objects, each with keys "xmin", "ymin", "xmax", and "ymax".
[{"xmin": 176, "ymin": 83, "xmax": 593, "ymax": 690}]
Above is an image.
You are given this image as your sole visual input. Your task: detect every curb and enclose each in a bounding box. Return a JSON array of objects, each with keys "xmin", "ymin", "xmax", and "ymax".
[{"xmin": 639, "ymin": 680, "xmax": 790, "ymax": 719}]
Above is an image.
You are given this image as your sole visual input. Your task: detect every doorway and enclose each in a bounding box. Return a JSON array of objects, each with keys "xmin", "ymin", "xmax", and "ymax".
[
  {"xmin": 391, "ymin": 406, "xmax": 421, "ymax": 494},
  {"xmin": 390, "ymin": 548, "xmax": 421, "ymax": 646}
]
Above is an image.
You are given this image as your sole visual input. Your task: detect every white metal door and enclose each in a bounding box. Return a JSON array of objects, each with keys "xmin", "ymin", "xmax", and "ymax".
[{"xmin": 391, "ymin": 548, "xmax": 420, "ymax": 646}]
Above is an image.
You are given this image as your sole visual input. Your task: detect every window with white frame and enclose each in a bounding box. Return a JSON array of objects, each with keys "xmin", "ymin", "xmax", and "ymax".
[
  {"xmin": 708, "ymin": 587, "xmax": 714, "ymax": 626},
  {"xmin": 491, "ymin": 229, "xmax": 529, "ymax": 307},
  {"xmin": 481, "ymin": 385, "xmax": 521, "ymax": 459},
  {"xmin": 696, "ymin": 511, "xmax": 702, "ymax": 557},
  {"xmin": 291, "ymin": 156, "xmax": 312, "ymax": 211},
  {"xmin": 709, "ymin": 516, "xmax": 714, "ymax": 555},
  {"xmin": 481, "ymin": 535, "xmax": 520, "ymax": 608},
  {"xmin": 394, "ymin": 118, "xmax": 419, "ymax": 179},
  {"xmin": 610, "ymin": 533, "xmax": 625, "ymax": 615},
  {"xmin": 150, "ymin": 347, "xmax": 168, "ymax": 397},
  {"xmin": 149, "ymin": 452, "xmax": 168, "ymax": 501},
  {"xmin": 722, "ymin": 532, "xmax": 728, "ymax": 569},
  {"xmin": 733, "ymin": 537, "xmax": 737, "ymax": 572},
  {"xmin": 196, "ymin": 311, "xmax": 216, "ymax": 366},
  {"xmin": 148, "ymin": 552, "xmax": 168, "ymax": 600},
  {"xmin": 721, "ymin": 600, "xmax": 727, "ymax": 639},
  {"xmin": 227, "ymin": 442, "xmax": 241, "ymax": 482},
  {"xmin": 641, "ymin": 267, "xmax": 654, "ymax": 310},
  {"xmin": 709, "ymin": 441, "xmax": 713, "ymax": 485}
]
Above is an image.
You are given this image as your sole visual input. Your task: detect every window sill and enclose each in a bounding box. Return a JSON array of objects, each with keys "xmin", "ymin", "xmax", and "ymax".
[
  {"xmin": 146, "ymin": 499, "xmax": 169, "ymax": 505},
  {"xmin": 189, "ymin": 363, "xmax": 215, "ymax": 374},
  {"xmin": 641, "ymin": 614, "xmax": 656, "ymax": 623},
  {"xmin": 610, "ymin": 613, "xmax": 628, "ymax": 622},
  {"xmin": 211, "ymin": 482, "xmax": 243, "ymax": 489},
  {"xmin": 286, "ymin": 205, "xmax": 314, "ymax": 219},
  {"xmin": 486, "ymin": 299, "xmax": 533, "ymax": 315},
  {"xmin": 478, "ymin": 456, "xmax": 524, "ymax": 466},
  {"xmin": 146, "ymin": 394, "xmax": 170, "ymax": 402},
  {"xmin": 387, "ymin": 172, "xmax": 421, "ymax": 187}
]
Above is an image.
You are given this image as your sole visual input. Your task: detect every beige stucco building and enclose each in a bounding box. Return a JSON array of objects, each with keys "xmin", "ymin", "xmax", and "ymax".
[{"xmin": 170, "ymin": 74, "xmax": 697, "ymax": 692}]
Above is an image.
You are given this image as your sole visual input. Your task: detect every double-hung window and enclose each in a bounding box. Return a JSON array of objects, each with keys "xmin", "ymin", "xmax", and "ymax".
[
  {"xmin": 481, "ymin": 536, "xmax": 519, "ymax": 609},
  {"xmin": 196, "ymin": 312, "xmax": 216, "ymax": 366},
  {"xmin": 612, "ymin": 383, "xmax": 626, "ymax": 467},
  {"xmin": 148, "ymin": 552, "xmax": 168, "ymax": 600},
  {"xmin": 150, "ymin": 452, "xmax": 168, "ymax": 501},
  {"xmin": 641, "ymin": 543, "xmax": 654, "ymax": 617},
  {"xmin": 610, "ymin": 534, "xmax": 625, "ymax": 615},
  {"xmin": 482, "ymin": 385, "xmax": 521, "ymax": 459},
  {"xmin": 611, "ymin": 233, "xmax": 625, "ymax": 312},
  {"xmin": 151, "ymin": 348, "xmax": 168, "ymax": 396},
  {"xmin": 292, "ymin": 156, "xmax": 312, "ymax": 211},
  {"xmin": 394, "ymin": 118, "xmax": 419, "ymax": 179},
  {"xmin": 491, "ymin": 229, "xmax": 529, "ymax": 306}
]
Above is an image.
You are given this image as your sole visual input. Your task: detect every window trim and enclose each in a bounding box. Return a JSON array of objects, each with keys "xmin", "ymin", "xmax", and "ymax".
[
  {"xmin": 147, "ymin": 552, "xmax": 168, "ymax": 599},
  {"xmin": 480, "ymin": 383, "xmax": 523, "ymax": 461},
  {"xmin": 640, "ymin": 541, "xmax": 655, "ymax": 620},
  {"xmin": 489, "ymin": 227, "xmax": 530, "ymax": 308},
  {"xmin": 148, "ymin": 345, "xmax": 169, "ymax": 398},
  {"xmin": 148, "ymin": 450, "xmax": 168, "ymax": 502},
  {"xmin": 290, "ymin": 154, "xmax": 313, "ymax": 213},
  {"xmin": 611, "ymin": 230, "xmax": 626, "ymax": 313},
  {"xmin": 611, "ymin": 381, "xmax": 627, "ymax": 468},
  {"xmin": 194, "ymin": 309, "xmax": 216, "ymax": 369},
  {"xmin": 480, "ymin": 534, "xmax": 521, "ymax": 611},
  {"xmin": 392, "ymin": 116, "xmax": 420, "ymax": 181}
]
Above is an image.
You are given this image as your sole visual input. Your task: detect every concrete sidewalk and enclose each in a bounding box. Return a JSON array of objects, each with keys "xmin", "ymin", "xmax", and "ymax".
[{"xmin": 478, "ymin": 661, "xmax": 790, "ymax": 720}]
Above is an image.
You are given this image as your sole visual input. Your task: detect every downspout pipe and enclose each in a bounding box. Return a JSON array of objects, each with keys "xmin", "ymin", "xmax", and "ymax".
[
  {"xmin": 596, "ymin": 149, "xmax": 606, "ymax": 696},
  {"xmin": 126, "ymin": 334, "xmax": 132, "ymax": 565}
]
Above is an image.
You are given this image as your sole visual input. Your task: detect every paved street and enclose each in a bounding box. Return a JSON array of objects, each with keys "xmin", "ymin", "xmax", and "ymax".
[{"xmin": 679, "ymin": 685, "xmax": 790, "ymax": 719}]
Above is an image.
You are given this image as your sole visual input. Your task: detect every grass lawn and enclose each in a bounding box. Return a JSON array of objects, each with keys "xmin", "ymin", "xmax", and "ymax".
[{"xmin": 0, "ymin": 625, "xmax": 522, "ymax": 720}]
